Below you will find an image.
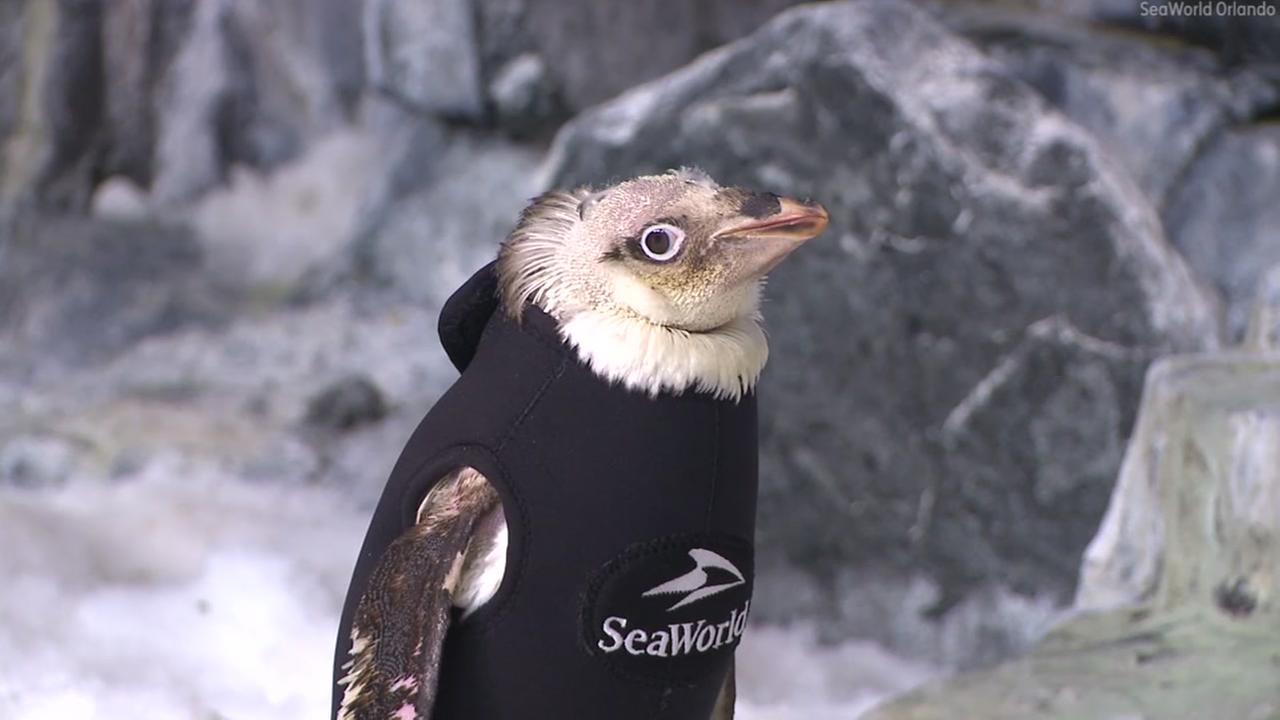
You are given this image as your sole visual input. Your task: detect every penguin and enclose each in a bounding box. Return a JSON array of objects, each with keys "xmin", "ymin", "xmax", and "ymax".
[{"xmin": 334, "ymin": 168, "xmax": 828, "ymax": 720}]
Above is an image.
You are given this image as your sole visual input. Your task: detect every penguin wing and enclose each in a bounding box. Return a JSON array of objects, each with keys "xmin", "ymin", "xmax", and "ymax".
[
  {"xmin": 338, "ymin": 467, "xmax": 500, "ymax": 720},
  {"xmin": 710, "ymin": 662, "xmax": 736, "ymax": 720}
]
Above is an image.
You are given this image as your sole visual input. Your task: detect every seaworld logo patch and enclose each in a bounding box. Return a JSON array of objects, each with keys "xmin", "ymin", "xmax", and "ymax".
[
  {"xmin": 582, "ymin": 535, "xmax": 753, "ymax": 682},
  {"xmin": 596, "ymin": 600, "xmax": 750, "ymax": 657},
  {"xmin": 641, "ymin": 548, "xmax": 745, "ymax": 611}
]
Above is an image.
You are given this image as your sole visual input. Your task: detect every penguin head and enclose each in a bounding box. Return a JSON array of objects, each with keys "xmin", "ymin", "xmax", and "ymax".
[{"xmin": 497, "ymin": 168, "xmax": 828, "ymax": 331}]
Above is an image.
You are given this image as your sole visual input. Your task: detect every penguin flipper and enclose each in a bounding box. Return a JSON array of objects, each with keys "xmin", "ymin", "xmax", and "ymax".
[
  {"xmin": 338, "ymin": 467, "xmax": 500, "ymax": 720},
  {"xmin": 710, "ymin": 662, "xmax": 736, "ymax": 720}
]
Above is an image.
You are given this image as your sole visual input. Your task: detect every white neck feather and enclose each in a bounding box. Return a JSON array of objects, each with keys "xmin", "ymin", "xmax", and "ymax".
[{"xmin": 557, "ymin": 310, "xmax": 768, "ymax": 401}]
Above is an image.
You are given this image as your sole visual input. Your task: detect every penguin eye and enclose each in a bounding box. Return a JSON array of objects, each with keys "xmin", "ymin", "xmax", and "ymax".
[{"xmin": 639, "ymin": 224, "xmax": 684, "ymax": 262}]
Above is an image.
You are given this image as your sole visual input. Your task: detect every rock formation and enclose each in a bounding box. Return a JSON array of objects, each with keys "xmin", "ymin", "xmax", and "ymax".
[
  {"xmin": 869, "ymin": 268, "xmax": 1280, "ymax": 718},
  {"xmin": 546, "ymin": 1, "xmax": 1222, "ymax": 651}
]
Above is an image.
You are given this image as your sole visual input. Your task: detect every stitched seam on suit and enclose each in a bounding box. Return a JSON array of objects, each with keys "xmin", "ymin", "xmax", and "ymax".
[
  {"xmin": 468, "ymin": 356, "xmax": 569, "ymax": 635},
  {"xmin": 414, "ymin": 318, "xmax": 566, "ymax": 635},
  {"xmin": 704, "ymin": 404, "xmax": 721, "ymax": 532},
  {"xmin": 495, "ymin": 355, "xmax": 569, "ymax": 453}
]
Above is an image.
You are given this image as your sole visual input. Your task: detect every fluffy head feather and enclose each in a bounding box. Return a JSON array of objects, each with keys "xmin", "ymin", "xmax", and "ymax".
[{"xmin": 496, "ymin": 169, "xmax": 827, "ymax": 400}]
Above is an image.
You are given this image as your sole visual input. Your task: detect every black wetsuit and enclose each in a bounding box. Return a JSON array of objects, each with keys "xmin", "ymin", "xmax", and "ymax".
[{"xmin": 334, "ymin": 263, "xmax": 758, "ymax": 720}]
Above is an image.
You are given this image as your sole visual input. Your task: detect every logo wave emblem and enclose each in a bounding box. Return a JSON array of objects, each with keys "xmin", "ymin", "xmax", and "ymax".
[{"xmin": 642, "ymin": 548, "xmax": 745, "ymax": 611}]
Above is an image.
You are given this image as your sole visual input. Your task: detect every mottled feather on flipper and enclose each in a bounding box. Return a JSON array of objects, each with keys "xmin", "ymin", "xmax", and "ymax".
[{"xmin": 338, "ymin": 467, "xmax": 499, "ymax": 720}]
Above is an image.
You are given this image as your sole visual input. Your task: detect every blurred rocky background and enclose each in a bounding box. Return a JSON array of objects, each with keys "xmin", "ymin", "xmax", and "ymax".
[{"xmin": 1, "ymin": 0, "xmax": 1278, "ymax": 717}]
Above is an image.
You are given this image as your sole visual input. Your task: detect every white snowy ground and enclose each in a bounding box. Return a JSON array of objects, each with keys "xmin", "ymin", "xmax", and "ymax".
[{"xmin": 0, "ymin": 460, "xmax": 937, "ymax": 720}]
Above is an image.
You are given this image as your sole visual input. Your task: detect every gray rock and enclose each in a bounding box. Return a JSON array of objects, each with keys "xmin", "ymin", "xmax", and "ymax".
[
  {"xmin": 1164, "ymin": 124, "xmax": 1280, "ymax": 339},
  {"xmin": 0, "ymin": 0, "xmax": 366, "ymax": 210},
  {"xmin": 489, "ymin": 53, "xmax": 561, "ymax": 136},
  {"xmin": 868, "ymin": 603, "xmax": 1280, "ymax": 720},
  {"xmin": 935, "ymin": 318, "xmax": 1151, "ymax": 598},
  {"xmin": 364, "ymin": 0, "xmax": 485, "ymax": 119},
  {"xmin": 306, "ymin": 0, "xmax": 369, "ymax": 115},
  {"xmin": 0, "ymin": 1, "xmax": 201, "ymax": 210},
  {"xmin": 547, "ymin": 0, "xmax": 1220, "ymax": 628},
  {"xmin": 752, "ymin": 559, "xmax": 1064, "ymax": 670},
  {"xmin": 0, "ymin": 0, "xmax": 105, "ymax": 212},
  {"xmin": 355, "ymin": 134, "xmax": 541, "ymax": 303},
  {"xmin": 0, "ymin": 287, "xmax": 456, "ymax": 496},
  {"xmin": 347, "ymin": 103, "xmax": 450, "ymax": 277},
  {"xmin": 1078, "ymin": 354, "xmax": 1280, "ymax": 614},
  {"xmin": 99, "ymin": 0, "xmax": 196, "ymax": 188},
  {"xmin": 873, "ymin": 299, "xmax": 1280, "ymax": 719},
  {"xmin": 473, "ymin": 0, "xmax": 806, "ymax": 112},
  {"xmin": 0, "ymin": 433, "xmax": 84, "ymax": 488},
  {"xmin": 91, "ymin": 175, "xmax": 151, "ymax": 220},
  {"xmin": 930, "ymin": 3, "xmax": 1278, "ymax": 206},
  {"xmin": 515, "ymin": 0, "xmax": 703, "ymax": 111},
  {"xmin": 0, "ymin": 216, "xmax": 229, "ymax": 378},
  {"xmin": 151, "ymin": 0, "xmax": 366, "ymax": 205},
  {"xmin": 185, "ymin": 129, "xmax": 383, "ymax": 301},
  {"xmin": 0, "ymin": 3, "xmax": 19, "ymax": 148},
  {"xmin": 305, "ymin": 375, "xmax": 388, "ymax": 432},
  {"xmin": 143, "ymin": 0, "xmax": 226, "ymax": 204},
  {"xmin": 1245, "ymin": 265, "xmax": 1280, "ymax": 351}
]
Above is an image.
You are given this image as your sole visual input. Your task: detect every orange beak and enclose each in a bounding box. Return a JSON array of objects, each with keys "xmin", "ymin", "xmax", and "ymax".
[
  {"xmin": 714, "ymin": 197, "xmax": 829, "ymax": 241},
  {"xmin": 713, "ymin": 197, "xmax": 828, "ymax": 280}
]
